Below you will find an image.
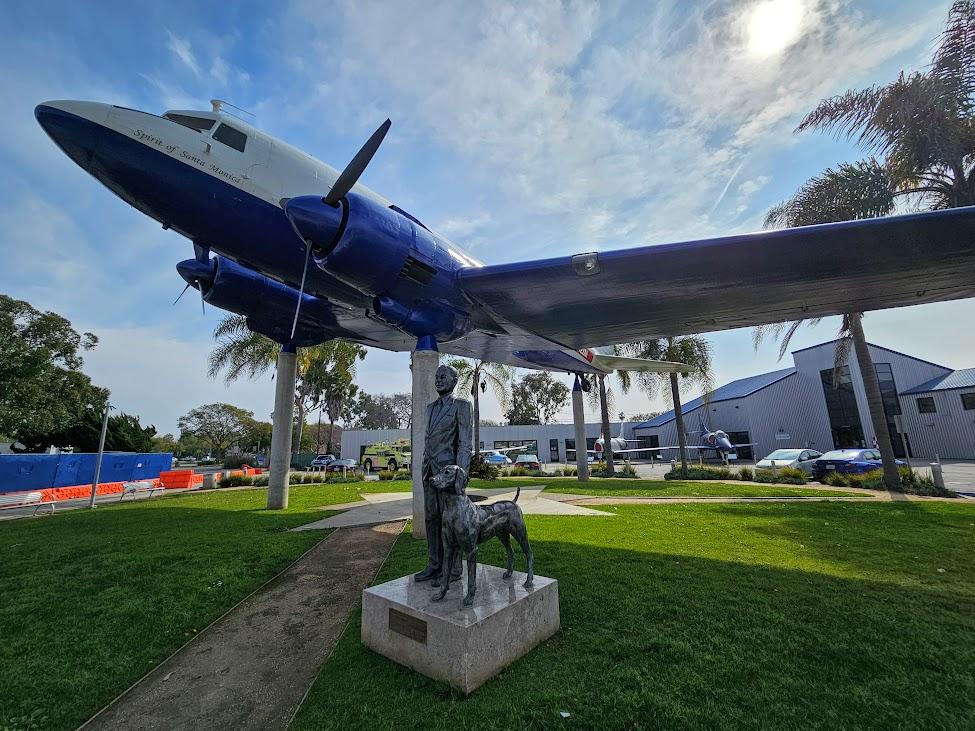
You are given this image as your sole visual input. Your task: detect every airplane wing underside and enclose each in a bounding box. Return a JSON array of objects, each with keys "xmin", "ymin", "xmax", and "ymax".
[
  {"xmin": 456, "ymin": 206, "xmax": 975, "ymax": 348},
  {"xmin": 327, "ymin": 307, "xmax": 606, "ymax": 373}
]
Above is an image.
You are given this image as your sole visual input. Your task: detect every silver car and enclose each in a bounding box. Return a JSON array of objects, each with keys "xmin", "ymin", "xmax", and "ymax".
[{"xmin": 755, "ymin": 448, "xmax": 823, "ymax": 474}]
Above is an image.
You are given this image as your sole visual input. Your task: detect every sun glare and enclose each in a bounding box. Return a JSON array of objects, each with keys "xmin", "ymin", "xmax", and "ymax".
[{"xmin": 746, "ymin": 0, "xmax": 805, "ymax": 58}]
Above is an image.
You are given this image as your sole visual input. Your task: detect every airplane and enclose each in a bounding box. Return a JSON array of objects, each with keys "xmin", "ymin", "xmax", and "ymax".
[{"xmin": 33, "ymin": 99, "xmax": 975, "ymax": 384}]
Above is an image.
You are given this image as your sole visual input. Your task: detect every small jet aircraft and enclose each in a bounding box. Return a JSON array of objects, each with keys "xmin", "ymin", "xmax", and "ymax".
[
  {"xmin": 34, "ymin": 99, "xmax": 975, "ymax": 378},
  {"xmin": 655, "ymin": 419, "xmax": 756, "ymax": 463}
]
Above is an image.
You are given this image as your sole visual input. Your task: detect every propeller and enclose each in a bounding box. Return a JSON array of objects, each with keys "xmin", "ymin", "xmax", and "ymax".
[
  {"xmin": 174, "ymin": 245, "xmax": 212, "ymax": 315},
  {"xmin": 323, "ymin": 119, "xmax": 391, "ymax": 206},
  {"xmin": 289, "ymin": 118, "xmax": 392, "ymax": 339}
]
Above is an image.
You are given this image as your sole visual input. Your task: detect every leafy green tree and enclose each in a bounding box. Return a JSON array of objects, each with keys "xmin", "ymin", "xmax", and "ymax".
[
  {"xmin": 207, "ymin": 315, "xmax": 366, "ymax": 452},
  {"xmin": 447, "ymin": 358, "xmax": 512, "ymax": 451},
  {"xmin": 616, "ymin": 338, "xmax": 714, "ymax": 475},
  {"xmin": 757, "ymin": 1, "xmax": 975, "ymax": 489},
  {"xmin": 505, "ymin": 372, "xmax": 569, "ymax": 425},
  {"xmin": 152, "ymin": 433, "xmax": 179, "ymax": 454},
  {"xmin": 177, "ymin": 403, "xmax": 253, "ymax": 458},
  {"xmin": 0, "ymin": 294, "xmax": 108, "ymax": 444},
  {"xmin": 304, "ymin": 341, "xmax": 367, "ymax": 454},
  {"xmin": 15, "ymin": 410, "xmax": 157, "ymax": 453}
]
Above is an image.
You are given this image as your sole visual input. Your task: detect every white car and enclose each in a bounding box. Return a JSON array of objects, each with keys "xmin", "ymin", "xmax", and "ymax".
[{"xmin": 755, "ymin": 449, "xmax": 823, "ymax": 474}]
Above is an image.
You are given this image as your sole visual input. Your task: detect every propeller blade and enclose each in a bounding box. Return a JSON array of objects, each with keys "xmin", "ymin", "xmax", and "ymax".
[
  {"xmin": 200, "ymin": 285, "xmax": 206, "ymax": 315},
  {"xmin": 323, "ymin": 119, "xmax": 391, "ymax": 206},
  {"xmin": 290, "ymin": 243, "xmax": 312, "ymax": 340},
  {"xmin": 173, "ymin": 282, "xmax": 191, "ymax": 305}
]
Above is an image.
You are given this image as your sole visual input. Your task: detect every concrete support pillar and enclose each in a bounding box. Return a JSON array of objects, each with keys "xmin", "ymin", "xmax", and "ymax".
[
  {"xmin": 410, "ymin": 337, "xmax": 439, "ymax": 539},
  {"xmin": 267, "ymin": 344, "xmax": 297, "ymax": 510},
  {"xmin": 572, "ymin": 375, "xmax": 590, "ymax": 482}
]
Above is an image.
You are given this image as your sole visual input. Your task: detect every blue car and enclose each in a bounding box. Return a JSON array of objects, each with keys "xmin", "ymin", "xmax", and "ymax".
[{"xmin": 813, "ymin": 449, "xmax": 904, "ymax": 481}]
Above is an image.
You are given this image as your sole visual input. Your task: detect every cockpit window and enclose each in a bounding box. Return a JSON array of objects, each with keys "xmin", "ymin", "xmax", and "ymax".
[
  {"xmin": 163, "ymin": 113, "xmax": 216, "ymax": 132},
  {"xmin": 213, "ymin": 123, "xmax": 247, "ymax": 152}
]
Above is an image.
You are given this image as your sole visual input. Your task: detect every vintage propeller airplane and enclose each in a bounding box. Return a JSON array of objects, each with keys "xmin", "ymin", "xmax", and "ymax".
[{"xmin": 34, "ymin": 99, "xmax": 975, "ymax": 381}]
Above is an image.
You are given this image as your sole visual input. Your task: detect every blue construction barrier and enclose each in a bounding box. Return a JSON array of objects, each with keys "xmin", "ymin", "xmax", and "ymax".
[{"xmin": 0, "ymin": 453, "xmax": 174, "ymax": 494}]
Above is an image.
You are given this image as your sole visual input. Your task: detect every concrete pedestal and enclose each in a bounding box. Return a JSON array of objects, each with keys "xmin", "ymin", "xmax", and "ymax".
[{"xmin": 362, "ymin": 564, "xmax": 559, "ymax": 694}]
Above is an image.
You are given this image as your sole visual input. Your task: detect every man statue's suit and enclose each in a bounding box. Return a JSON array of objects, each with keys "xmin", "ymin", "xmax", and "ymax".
[{"xmin": 415, "ymin": 367, "xmax": 472, "ymax": 582}]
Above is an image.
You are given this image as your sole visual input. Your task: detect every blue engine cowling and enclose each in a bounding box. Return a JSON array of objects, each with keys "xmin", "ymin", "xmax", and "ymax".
[
  {"xmin": 283, "ymin": 192, "xmax": 474, "ymax": 341},
  {"xmin": 176, "ymin": 256, "xmax": 343, "ymax": 347}
]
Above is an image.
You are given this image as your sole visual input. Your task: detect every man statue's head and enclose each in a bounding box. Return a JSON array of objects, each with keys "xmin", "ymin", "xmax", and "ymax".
[{"xmin": 434, "ymin": 364, "xmax": 458, "ymax": 396}]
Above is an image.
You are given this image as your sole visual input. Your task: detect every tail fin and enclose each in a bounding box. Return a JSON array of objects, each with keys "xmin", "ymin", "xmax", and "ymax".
[{"xmin": 514, "ymin": 485, "xmax": 521, "ymax": 503}]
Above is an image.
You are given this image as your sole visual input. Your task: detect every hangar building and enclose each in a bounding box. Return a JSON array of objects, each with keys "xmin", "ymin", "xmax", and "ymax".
[
  {"xmin": 633, "ymin": 339, "xmax": 974, "ymax": 460},
  {"xmin": 341, "ymin": 339, "xmax": 974, "ymax": 464}
]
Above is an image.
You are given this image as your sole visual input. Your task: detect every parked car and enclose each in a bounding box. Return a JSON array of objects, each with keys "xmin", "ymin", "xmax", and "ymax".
[
  {"xmin": 309, "ymin": 454, "xmax": 336, "ymax": 469},
  {"xmin": 812, "ymin": 449, "xmax": 904, "ymax": 481},
  {"xmin": 513, "ymin": 454, "xmax": 541, "ymax": 470},
  {"xmin": 326, "ymin": 458, "xmax": 359, "ymax": 473},
  {"xmin": 482, "ymin": 450, "xmax": 513, "ymax": 466},
  {"xmin": 755, "ymin": 449, "xmax": 823, "ymax": 475}
]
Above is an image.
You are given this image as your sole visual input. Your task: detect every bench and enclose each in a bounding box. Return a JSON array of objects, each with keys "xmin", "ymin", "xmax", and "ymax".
[
  {"xmin": 119, "ymin": 481, "xmax": 166, "ymax": 501},
  {"xmin": 0, "ymin": 491, "xmax": 55, "ymax": 516}
]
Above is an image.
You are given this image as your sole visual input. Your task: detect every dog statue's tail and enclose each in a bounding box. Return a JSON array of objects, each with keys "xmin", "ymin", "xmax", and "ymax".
[{"xmin": 514, "ymin": 485, "xmax": 520, "ymax": 503}]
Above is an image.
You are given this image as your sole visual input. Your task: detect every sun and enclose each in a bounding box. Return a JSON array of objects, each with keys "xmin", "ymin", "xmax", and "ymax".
[{"xmin": 746, "ymin": 0, "xmax": 805, "ymax": 58}]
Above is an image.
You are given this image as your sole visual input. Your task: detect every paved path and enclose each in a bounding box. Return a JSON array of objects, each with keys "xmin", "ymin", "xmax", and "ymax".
[
  {"xmin": 82, "ymin": 521, "xmax": 405, "ymax": 731},
  {"xmin": 0, "ymin": 488, "xmax": 195, "ymax": 522},
  {"xmin": 292, "ymin": 486, "xmax": 612, "ymax": 531}
]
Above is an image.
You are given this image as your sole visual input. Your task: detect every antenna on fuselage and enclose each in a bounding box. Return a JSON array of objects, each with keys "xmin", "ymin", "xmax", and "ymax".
[{"xmin": 210, "ymin": 99, "xmax": 255, "ymax": 122}]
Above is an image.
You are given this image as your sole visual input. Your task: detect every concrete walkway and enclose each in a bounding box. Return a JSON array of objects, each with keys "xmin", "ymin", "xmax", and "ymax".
[
  {"xmin": 292, "ymin": 486, "xmax": 612, "ymax": 531},
  {"xmin": 81, "ymin": 521, "xmax": 405, "ymax": 731}
]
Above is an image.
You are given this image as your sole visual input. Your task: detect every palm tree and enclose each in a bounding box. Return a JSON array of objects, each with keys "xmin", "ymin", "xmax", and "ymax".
[
  {"xmin": 616, "ymin": 337, "xmax": 714, "ymax": 476},
  {"xmin": 208, "ymin": 314, "xmax": 366, "ymax": 454},
  {"xmin": 305, "ymin": 341, "xmax": 367, "ymax": 454},
  {"xmin": 758, "ymin": 166, "xmax": 901, "ymax": 487},
  {"xmin": 583, "ymin": 373, "xmax": 619, "ymax": 474},
  {"xmin": 447, "ymin": 358, "xmax": 512, "ymax": 454},
  {"xmin": 757, "ymin": 1, "xmax": 975, "ymax": 490}
]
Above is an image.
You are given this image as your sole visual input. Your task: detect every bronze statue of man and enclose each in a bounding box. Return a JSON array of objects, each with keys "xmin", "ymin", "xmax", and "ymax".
[{"xmin": 414, "ymin": 364, "xmax": 472, "ymax": 583}]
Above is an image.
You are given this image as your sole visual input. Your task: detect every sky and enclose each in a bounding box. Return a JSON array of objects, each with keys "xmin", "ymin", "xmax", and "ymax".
[{"xmin": 2, "ymin": 0, "xmax": 973, "ymax": 436}]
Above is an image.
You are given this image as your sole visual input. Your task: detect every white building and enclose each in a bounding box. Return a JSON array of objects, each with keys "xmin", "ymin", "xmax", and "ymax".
[
  {"xmin": 342, "ymin": 339, "xmax": 975, "ymax": 464},
  {"xmin": 634, "ymin": 339, "xmax": 974, "ymax": 460}
]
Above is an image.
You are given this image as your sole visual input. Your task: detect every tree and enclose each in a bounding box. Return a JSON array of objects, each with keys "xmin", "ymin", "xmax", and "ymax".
[
  {"xmin": 303, "ymin": 341, "xmax": 367, "ymax": 454},
  {"xmin": 447, "ymin": 358, "xmax": 513, "ymax": 451},
  {"xmin": 15, "ymin": 410, "xmax": 157, "ymax": 453},
  {"xmin": 349, "ymin": 392, "xmax": 413, "ymax": 430},
  {"xmin": 505, "ymin": 372, "xmax": 569, "ymax": 425},
  {"xmin": 583, "ymin": 374, "xmax": 618, "ymax": 473},
  {"xmin": 207, "ymin": 315, "xmax": 366, "ymax": 453},
  {"xmin": 152, "ymin": 433, "xmax": 179, "ymax": 454},
  {"xmin": 616, "ymin": 338, "xmax": 714, "ymax": 475},
  {"xmin": 756, "ymin": 1, "xmax": 975, "ymax": 489},
  {"xmin": 177, "ymin": 403, "xmax": 253, "ymax": 458},
  {"xmin": 0, "ymin": 294, "xmax": 108, "ymax": 444},
  {"xmin": 389, "ymin": 393, "xmax": 412, "ymax": 430}
]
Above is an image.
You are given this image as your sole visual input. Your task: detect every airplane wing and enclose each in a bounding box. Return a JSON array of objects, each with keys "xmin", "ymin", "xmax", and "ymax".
[
  {"xmin": 587, "ymin": 446, "xmax": 664, "ymax": 454},
  {"xmin": 458, "ymin": 207, "xmax": 975, "ymax": 348},
  {"xmin": 480, "ymin": 445, "xmax": 527, "ymax": 454}
]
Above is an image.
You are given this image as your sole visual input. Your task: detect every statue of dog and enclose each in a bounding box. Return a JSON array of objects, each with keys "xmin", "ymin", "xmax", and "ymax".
[{"xmin": 430, "ymin": 464, "xmax": 534, "ymax": 607}]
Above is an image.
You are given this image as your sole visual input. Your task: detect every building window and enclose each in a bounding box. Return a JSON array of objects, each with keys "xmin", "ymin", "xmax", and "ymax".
[
  {"xmin": 820, "ymin": 366, "xmax": 865, "ymax": 448},
  {"xmin": 565, "ymin": 437, "xmax": 596, "ymax": 462},
  {"xmin": 494, "ymin": 439, "xmax": 538, "ymax": 459},
  {"xmin": 213, "ymin": 123, "xmax": 247, "ymax": 152},
  {"xmin": 550, "ymin": 439, "xmax": 560, "ymax": 462},
  {"xmin": 917, "ymin": 397, "xmax": 937, "ymax": 414},
  {"xmin": 961, "ymin": 393, "xmax": 975, "ymax": 411},
  {"xmin": 873, "ymin": 363, "xmax": 905, "ymax": 457},
  {"xmin": 164, "ymin": 113, "xmax": 215, "ymax": 132}
]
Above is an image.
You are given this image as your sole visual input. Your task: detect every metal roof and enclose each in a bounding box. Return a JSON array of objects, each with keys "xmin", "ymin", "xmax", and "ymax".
[
  {"xmin": 901, "ymin": 368, "xmax": 975, "ymax": 395},
  {"xmin": 791, "ymin": 339, "xmax": 950, "ymax": 371},
  {"xmin": 634, "ymin": 368, "xmax": 796, "ymax": 428}
]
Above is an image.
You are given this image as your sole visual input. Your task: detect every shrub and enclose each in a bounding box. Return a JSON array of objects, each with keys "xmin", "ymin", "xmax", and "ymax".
[
  {"xmin": 468, "ymin": 453, "xmax": 500, "ymax": 480},
  {"xmin": 560, "ymin": 466, "xmax": 578, "ymax": 477},
  {"xmin": 377, "ymin": 470, "xmax": 395, "ymax": 481},
  {"xmin": 395, "ymin": 469, "xmax": 411, "ymax": 480},
  {"xmin": 218, "ymin": 474, "xmax": 253, "ymax": 488},
  {"xmin": 591, "ymin": 463, "xmax": 638, "ymax": 478},
  {"xmin": 323, "ymin": 473, "xmax": 364, "ymax": 483},
  {"xmin": 737, "ymin": 466, "xmax": 753, "ymax": 481},
  {"xmin": 252, "ymin": 474, "xmax": 269, "ymax": 487},
  {"xmin": 302, "ymin": 473, "xmax": 320, "ymax": 484},
  {"xmin": 664, "ymin": 465, "xmax": 734, "ymax": 481},
  {"xmin": 822, "ymin": 471, "xmax": 847, "ymax": 487},
  {"xmin": 289, "ymin": 472, "xmax": 305, "ymax": 484},
  {"xmin": 222, "ymin": 455, "xmax": 250, "ymax": 469}
]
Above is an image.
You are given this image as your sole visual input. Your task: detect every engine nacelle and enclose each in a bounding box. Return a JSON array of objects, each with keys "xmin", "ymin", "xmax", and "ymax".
[
  {"xmin": 373, "ymin": 295, "xmax": 470, "ymax": 342},
  {"xmin": 176, "ymin": 256, "xmax": 339, "ymax": 347}
]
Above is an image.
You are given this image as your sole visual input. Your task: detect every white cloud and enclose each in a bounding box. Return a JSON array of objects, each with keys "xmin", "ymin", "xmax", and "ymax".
[{"xmin": 166, "ymin": 31, "xmax": 203, "ymax": 78}]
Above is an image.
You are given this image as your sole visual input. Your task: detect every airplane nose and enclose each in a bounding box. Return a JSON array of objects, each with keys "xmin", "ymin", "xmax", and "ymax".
[{"xmin": 35, "ymin": 101, "xmax": 110, "ymax": 172}]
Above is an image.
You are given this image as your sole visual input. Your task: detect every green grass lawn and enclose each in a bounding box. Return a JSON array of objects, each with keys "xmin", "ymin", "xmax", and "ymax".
[
  {"xmin": 463, "ymin": 477, "xmax": 871, "ymax": 499},
  {"xmin": 361, "ymin": 476, "xmax": 869, "ymax": 498},
  {"xmin": 0, "ymin": 484, "xmax": 351, "ymax": 731},
  {"xmin": 294, "ymin": 501, "xmax": 975, "ymax": 730}
]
